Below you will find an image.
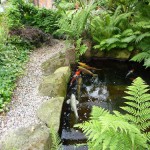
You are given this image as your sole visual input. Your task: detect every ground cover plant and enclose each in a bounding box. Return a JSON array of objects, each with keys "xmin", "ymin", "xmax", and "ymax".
[{"xmin": 0, "ymin": 12, "xmax": 34, "ymax": 111}]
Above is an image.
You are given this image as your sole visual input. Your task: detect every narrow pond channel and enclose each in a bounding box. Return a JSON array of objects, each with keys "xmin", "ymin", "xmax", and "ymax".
[{"xmin": 59, "ymin": 59, "xmax": 150, "ymax": 150}]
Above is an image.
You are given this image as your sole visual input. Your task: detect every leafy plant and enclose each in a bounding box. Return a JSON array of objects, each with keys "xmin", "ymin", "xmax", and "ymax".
[
  {"xmin": 90, "ymin": 6, "xmax": 139, "ymax": 51},
  {"xmin": 75, "ymin": 106, "xmax": 148, "ymax": 150},
  {"xmin": 56, "ymin": 5, "xmax": 95, "ymax": 40},
  {"xmin": 75, "ymin": 38, "xmax": 88, "ymax": 62},
  {"xmin": 121, "ymin": 77, "xmax": 150, "ymax": 141},
  {"xmin": 50, "ymin": 128, "xmax": 62, "ymax": 150},
  {"xmin": 7, "ymin": 0, "xmax": 60, "ymax": 34},
  {"xmin": 0, "ymin": 35, "xmax": 31, "ymax": 111}
]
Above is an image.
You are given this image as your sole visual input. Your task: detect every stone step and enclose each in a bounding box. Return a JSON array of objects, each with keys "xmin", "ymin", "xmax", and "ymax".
[{"xmin": 61, "ymin": 128, "xmax": 86, "ymax": 141}]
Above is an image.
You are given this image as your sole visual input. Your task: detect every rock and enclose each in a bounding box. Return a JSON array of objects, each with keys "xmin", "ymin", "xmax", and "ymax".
[
  {"xmin": 92, "ymin": 49, "xmax": 131, "ymax": 60},
  {"xmin": 106, "ymin": 49, "xmax": 131, "ymax": 59},
  {"xmin": 83, "ymin": 39, "xmax": 92, "ymax": 59},
  {"xmin": 65, "ymin": 44, "xmax": 76, "ymax": 65},
  {"xmin": 39, "ymin": 66, "xmax": 71, "ymax": 97},
  {"xmin": 41, "ymin": 52, "xmax": 66, "ymax": 75},
  {"xmin": 0, "ymin": 124, "xmax": 51, "ymax": 150},
  {"xmin": 37, "ymin": 97, "xmax": 64, "ymax": 131}
]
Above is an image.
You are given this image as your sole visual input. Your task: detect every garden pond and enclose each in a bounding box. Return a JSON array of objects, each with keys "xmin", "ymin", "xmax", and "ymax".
[{"xmin": 59, "ymin": 59, "xmax": 150, "ymax": 150}]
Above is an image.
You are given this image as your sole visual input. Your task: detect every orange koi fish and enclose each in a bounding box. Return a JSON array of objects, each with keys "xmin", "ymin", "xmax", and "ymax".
[
  {"xmin": 70, "ymin": 69, "xmax": 81, "ymax": 86},
  {"xmin": 78, "ymin": 66, "xmax": 98, "ymax": 77},
  {"xmin": 78, "ymin": 62, "xmax": 101, "ymax": 70}
]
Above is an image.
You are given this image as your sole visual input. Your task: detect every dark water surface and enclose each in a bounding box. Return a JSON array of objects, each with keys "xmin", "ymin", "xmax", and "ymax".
[{"xmin": 59, "ymin": 59, "xmax": 150, "ymax": 150}]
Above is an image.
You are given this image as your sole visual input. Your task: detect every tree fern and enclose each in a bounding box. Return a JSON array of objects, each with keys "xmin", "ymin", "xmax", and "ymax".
[
  {"xmin": 121, "ymin": 77, "xmax": 150, "ymax": 135},
  {"xmin": 74, "ymin": 106, "xmax": 148, "ymax": 150}
]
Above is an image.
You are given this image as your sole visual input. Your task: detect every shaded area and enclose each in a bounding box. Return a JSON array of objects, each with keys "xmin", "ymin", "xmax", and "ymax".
[{"xmin": 60, "ymin": 59, "xmax": 150, "ymax": 149}]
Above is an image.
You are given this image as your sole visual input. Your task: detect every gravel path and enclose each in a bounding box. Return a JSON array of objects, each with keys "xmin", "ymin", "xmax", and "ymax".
[{"xmin": 0, "ymin": 40, "xmax": 65, "ymax": 140}]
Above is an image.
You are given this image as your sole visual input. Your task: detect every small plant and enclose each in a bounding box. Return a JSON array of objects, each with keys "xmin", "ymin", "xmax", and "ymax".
[
  {"xmin": 50, "ymin": 128, "xmax": 62, "ymax": 150},
  {"xmin": 0, "ymin": 35, "xmax": 31, "ymax": 111},
  {"xmin": 121, "ymin": 77, "xmax": 150, "ymax": 141},
  {"xmin": 75, "ymin": 38, "xmax": 88, "ymax": 62}
]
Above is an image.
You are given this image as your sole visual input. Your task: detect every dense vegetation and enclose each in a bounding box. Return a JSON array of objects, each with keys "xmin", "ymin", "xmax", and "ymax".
[
  {"xmin": 0, "ymin": 0, "xmax": 59, "ymax": 111},
  {"xmin": 75, "ymin": 77, "xmax": 150, "ymax": 149},
  {"xmin": 55, "ymin": 0, "xmax": 150, "ymax": 67},
  {"xmin": 0, "ymin": 14, "xmax": 32, "ymax": 111}
]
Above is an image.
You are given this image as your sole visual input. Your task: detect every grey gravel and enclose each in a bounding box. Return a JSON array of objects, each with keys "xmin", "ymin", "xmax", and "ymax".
[{"xmin": 0, "ymin": 40, "xmax": 65, "ymax": 140}]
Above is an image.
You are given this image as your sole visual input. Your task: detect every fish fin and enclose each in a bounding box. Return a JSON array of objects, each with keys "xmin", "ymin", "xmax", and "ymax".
[
  {"xmin": 76, "ymin": 100, "xmax": 79, "ymax": 105},
  {"xmin": 66, "ymin": 99, "xmax": 70, "ymax": 104}
]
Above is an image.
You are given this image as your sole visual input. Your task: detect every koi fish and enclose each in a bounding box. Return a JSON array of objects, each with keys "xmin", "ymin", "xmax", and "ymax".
[
  {"xmin": 126, "ymin": 69, "xmax": 134, "ymax": 78},
  {"xmin": 67, "ymin": 94, "xmax": 79, "ymax": 120},
  {"xmin": 78, "ymin": 62, "xmax": 101, "ymax": 70},
  {"xmin": 77, "ymin": 76, "xmax": 82, "ymax": 101},
  {"xmin": 78, "ymin": 66, "xmax": 98, "ymax": 77},
  {"xmin": 70, "ymin": 69, "xmax": 81, "ymax": 86}
]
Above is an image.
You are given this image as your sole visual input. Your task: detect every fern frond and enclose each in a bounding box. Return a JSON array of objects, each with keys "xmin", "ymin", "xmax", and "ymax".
[
  {"xmin": 90, "ymin": 106, "xmax": 109, "ymax": 120},
  {"xmin": 121, "ymin": 77, "xmax": 150, "ymax": 132},
  {"xmin": 131, "ymin": 51, "xmax": 150, "ymax": 62},
  {"xmin": 121, "ymin": 35, "xmax": 136, "ymax": 43},
  {"xmin": 144, "ymin": 58, "xmax": 150, "ymax": 68},
  {"xmin": 136, "ymin": 32, "xmax": 150, "ymax": 43},
  {"xmin": 50, "ymin": 128, "xmax": 62, "ymax": 150},
  {"xmin": 75, "ymin": 106, "xmax": 148, "ymax": 150},
  {"xmin": 122, "ymin": 29, "xmax": 134, "ymax": 36}
]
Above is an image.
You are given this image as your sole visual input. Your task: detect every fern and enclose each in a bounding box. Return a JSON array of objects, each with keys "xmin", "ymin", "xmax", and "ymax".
[
  {"xmin": 136, "ymin": 32, "xmax": 150, "ymax": 43},
  {"xmin": 74, "ymin": 106, "xmax": 148, "ymax": 150},
  {"xmin": 50, "ymin": 128, "xmax": 62, "ymax": 150},
  {"xmin": 131, "ymin": 50, "xmax": 150, "ymax": 68},
  {"xmin": 121, "ymin": 77, "xmax": 150, "ymax": 136},
  {"xmin": 56, "ymin": 5, "xmax": 94, "ymax": 40},
  {"xmin": 75, "ymin": 38, "xmax": 88, "ymax": 61}
]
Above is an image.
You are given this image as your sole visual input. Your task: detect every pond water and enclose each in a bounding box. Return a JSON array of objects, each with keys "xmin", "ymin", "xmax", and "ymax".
[{"xmin": 59, "ymin": 59, "xmax": 150, "ymax": 150}]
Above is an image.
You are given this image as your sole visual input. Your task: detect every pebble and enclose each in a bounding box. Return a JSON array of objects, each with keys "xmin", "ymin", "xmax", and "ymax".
[{"xmin": 0, "ymin": 40, "xmax": 65, "ymax": 140}]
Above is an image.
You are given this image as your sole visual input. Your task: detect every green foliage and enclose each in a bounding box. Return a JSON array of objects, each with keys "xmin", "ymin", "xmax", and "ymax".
[
  {"xmin": 121, "ymin": 77, "xmax": 150, "ymax": 137},
  {"xmin": 50, "ymin": 128, "xmax": 62, "ymax": 150},
  {"xmin": 131, "ymin": 50, "xmax": 150, "ymax": 68},
  {"xmin": 56, "ymin": 5, "xmax": 94, "ymax": 40},
  {"xmin": 75, "ymin": 38, "xmax": 88, "ymax": 62},
  {"xmin": 0, "ymin": 35, "xmax": 32, "ymax": 111},
  {"xmin": 7, "ymin": 0, "xmax": 60, "ymax": 34},
  {"xmin": 75, "ymin": 106, "xmax": 148, "ymax": 150},
  {"xmin": 90, "ymin": 7, "xmax": 139, "ymax": 51}
]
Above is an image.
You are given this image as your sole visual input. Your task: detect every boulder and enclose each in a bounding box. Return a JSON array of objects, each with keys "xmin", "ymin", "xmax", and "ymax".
[
  {"xmin": 92, "ymin": 49, "xmax": 131, "ymax": 60},
  {"xmin": 0, "ymin": 124, "xmax": 51, "ymax": 150},
  {"xmin": 41, "ymin": 52, "xmax": 66, "ymax": 75},
  {"xmin": 37, "ymin": 97, "xmax": 64, "ymax": 131},
  {"xmin": 39, "ymin": 66, "xmax": 71, "ymax": 97},
  {"xmin": 106, "ymin": 49, "xmax": 131, "ymax": 59}
]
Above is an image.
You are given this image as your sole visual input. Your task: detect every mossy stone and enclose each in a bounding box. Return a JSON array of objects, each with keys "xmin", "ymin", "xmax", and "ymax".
[{"xmin": 37, "ymin": 97, "xmax": 64, "ymax": 131}]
